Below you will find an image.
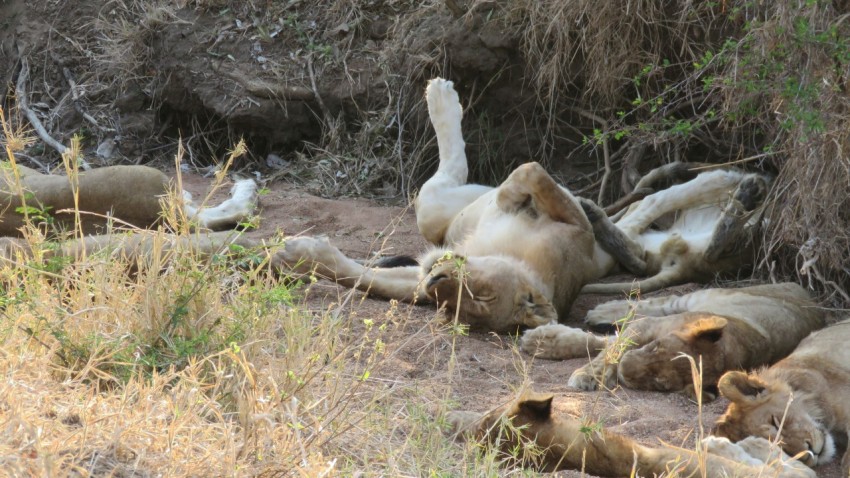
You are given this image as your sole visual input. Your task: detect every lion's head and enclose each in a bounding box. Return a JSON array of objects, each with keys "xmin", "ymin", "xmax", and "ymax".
[
  {"xmin": 618, "ymin": 314, "xmax": 730, "ymax": 396},
  {"xmin": 715, "ymin": 370, "xmax": 836, "ymax": 468},
  {"xmin": 446, "ymin": 391, "xmax": 556, "ymax": 471},
  {"xmin": 421, "ymin": 250, "xmax": 556, "ymax": 333}
]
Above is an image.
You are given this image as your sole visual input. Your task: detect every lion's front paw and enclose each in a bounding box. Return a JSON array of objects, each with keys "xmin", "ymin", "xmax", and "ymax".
[
  {"xmin": 521, "ymin": 324, "xmax": 597, "ymax": 360},
  {"xmin": 277, "ymin": 236, "xmax": 336, "ymax": 272},
  {"xmin": 426, "ymin": 78, "xmax": 462, "ymax": 127},
  {"xmin": 585, "ymin": 300, "xmax": 634, "ymax": 327},
  {"xmin": 567, "ymin": 363, "xmax": 618, "ymax": 391}
]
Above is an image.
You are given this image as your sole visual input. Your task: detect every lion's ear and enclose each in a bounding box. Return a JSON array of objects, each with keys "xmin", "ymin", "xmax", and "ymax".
[
  {"xmin": 718, "ymin": 371, "xmax": 767, "ymax": 405},
  {"xmin": 713, "ymin": 415, "xmax": 739, "ymax": 440},
  {"xmin": 517, "ymin": 392, "xmax": 554, "ymax": 421},
  {"xmin": 676, "ymin": 315, "xmax": 727, "ymax": 345}
]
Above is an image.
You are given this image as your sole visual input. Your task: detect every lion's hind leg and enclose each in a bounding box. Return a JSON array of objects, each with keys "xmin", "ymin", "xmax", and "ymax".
[
  {"xmin": 584, "ymin": 293, "xmax": 683, "ymax": 327},
  {"xmin": 615, "ymin": 169, "xmax": 748, "ymax": 235},
  {"xmin": 425, "ymin": 78, "xmax": 467, "ymax": 187},
  {"xmin": 416, "ymin": 78, "xmax": 492, "ymax": 243},
  {"xmin": 704, "ymin": 173, "xmax": 769, "ymax": 262},
  {"xmin": 184, "ymin": 178, "xmax": 258, "ymax": 230}
]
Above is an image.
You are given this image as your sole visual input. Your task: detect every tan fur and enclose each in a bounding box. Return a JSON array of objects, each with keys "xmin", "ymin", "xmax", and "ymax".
[
  {"xmin": 448, "ymin": 391, "xmax": 814, "ymax": 477},
  {"xmin": 0, "ymin": 164, "xmax": 257, "ymax": 235},
  {"xmin": 277, "ymin": 78, "xmax": 769, "ymax": 332},
  {"xmin": 716, "ymin": 319, "xmax": 850, "ymax": 475},
  {"xmin": 581, "ymin": 168, "xmax": 770, "ymax": 295},
  {"xmin": 521, "ymin": 284, "xmax": 825, "ymax": 398}
]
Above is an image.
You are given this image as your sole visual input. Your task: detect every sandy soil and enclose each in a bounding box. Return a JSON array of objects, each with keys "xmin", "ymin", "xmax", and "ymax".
[{"xmin": 180, "ymin": 172, "xmax": 843, "ymax": 478}]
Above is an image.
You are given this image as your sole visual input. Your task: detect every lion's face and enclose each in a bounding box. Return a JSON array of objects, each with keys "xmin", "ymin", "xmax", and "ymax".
[
  {"xmin": 618, "ymin": 334, "xmax": 695, "ymax": 392},
  {"xmin": 716, "ymin": 371, "xmax": 836, "ymax": 468},
  {"xmin": 447, "ymin": 391, "xmax": 556, "ymax": 471},
  {"xmin": 618, "ymin": 315, "xmax": 728, "ymax": 393},
  {"xmin": 423, "ymin": 253, "xmax": 556, "ymax": 333}
]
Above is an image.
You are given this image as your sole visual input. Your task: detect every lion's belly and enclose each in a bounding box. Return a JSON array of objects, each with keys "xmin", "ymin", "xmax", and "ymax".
[
  {"xmin": 442, "ymin": 190, "xmax": 499, "ymax": 246},
  {"xmin": 463, "ymin": 213, "xmax": 596, "ymax": 283},
  {"xmin": 460, "ymin": 213, "xmax": 552, "ymax": 257},
  {"xmin": 633, "ymin": 205, "xmax": 721, "ymax": 261}
]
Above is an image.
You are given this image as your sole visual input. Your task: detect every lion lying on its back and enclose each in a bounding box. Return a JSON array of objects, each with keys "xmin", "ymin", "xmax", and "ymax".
[
  {"xmin": 716, "ymin": 319, "xmax": 850, "ymax": 475},
  {"xmin": 447, "ymin": 391, "xmax": 814, "ymax": 477},
  {"xmin": 274, "ymin": 78, "xmax": 773, "ymax": 333},
  {"xmin": 521, "ymin": 283, "xmax": 825, "ymax": 399}
]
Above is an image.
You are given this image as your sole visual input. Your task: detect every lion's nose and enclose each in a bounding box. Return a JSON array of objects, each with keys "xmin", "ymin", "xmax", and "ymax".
[
  {"xmin": 426, "ymin": 273, "xmax": 449, "ymax": 289},
  {"xmin": 807, "ymin": 437, "xmax": 822, "ymax": 456},
  {"xmin": 801, "ymin": 438, "xmax": 820, "ymax": 465}
]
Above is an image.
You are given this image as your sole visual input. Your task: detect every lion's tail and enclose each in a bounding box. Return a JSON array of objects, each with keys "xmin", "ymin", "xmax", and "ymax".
[
  {"xmin": 581, "ymin": 268, "xmax": 682, "ymax": 295},
  {"xmin": 354, "ymin": 255, "xmax": 419, "ymax": 268}
]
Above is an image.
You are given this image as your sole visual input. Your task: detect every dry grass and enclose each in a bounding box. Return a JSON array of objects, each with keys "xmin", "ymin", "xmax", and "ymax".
[{"xmin": 0, "ymin": 111, "xmax": 518, "ymax": 477}]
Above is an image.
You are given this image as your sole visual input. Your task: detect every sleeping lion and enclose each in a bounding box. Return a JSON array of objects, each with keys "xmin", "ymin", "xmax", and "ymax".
[
  {"xmin": 521, "ymin": 283, "xmax": 825, "ymax": 399},
  {"xmin": 715, "ymin": 319, "xmax": 850, "ymax": 475},
  {"xmin": 0, "ymin": 163, "xmax": 257, "ymax": 235},
  {"xmin": 277, "ymin": 78, "xmax": 771, "ymax": 332},
  {"xmin": 447, "ymin": 390, "xmax": 814, "ymax": 477},
  {"xmin": 5, "ymin": 79, "xmax": 770, "ymax": 334}
]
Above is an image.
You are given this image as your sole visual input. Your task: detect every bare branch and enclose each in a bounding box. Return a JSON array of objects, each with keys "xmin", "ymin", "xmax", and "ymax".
[
  {"xmin": 17, "ymin": 56, "xmax": 70, "ymax": 157},
  {"xmin": 570, "ymin": 107, "xmax": 611, "ymax": 206}
]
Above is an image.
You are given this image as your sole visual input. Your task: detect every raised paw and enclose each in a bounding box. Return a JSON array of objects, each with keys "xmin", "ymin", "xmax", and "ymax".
[
  {"xmin": 734, "ymin": 174, "xmax": 769, "ymax": 211},
  {"xmin": 507, "ymin": 162, "xmax": 548, "ymax": 186},
  {"xmin": 496, "ymin": 162, "xmax": 548, "ymax": 212},
  {"xmin": 426, "ymin": 78, "xmax": 462, "ymax": 128}
]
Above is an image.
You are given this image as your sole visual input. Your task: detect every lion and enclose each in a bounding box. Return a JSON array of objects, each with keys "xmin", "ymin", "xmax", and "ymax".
[
  {"xmin": 0, "ymin": 163, "xmax": 258, "ymax": 235},
  {"xmin": 277, "ymin": 78, "xmax": 771, "ymax": 332},
  {"xmin": 446, "ymin": 390, "xmax": 815, "ymax": 477},
  {"xmin": 521, "ymin": 283, "xmax": 825, "ymax": 399},
  {"xmin": 715, "ymin": 319, "xmax": 850, "ymax": 475}
]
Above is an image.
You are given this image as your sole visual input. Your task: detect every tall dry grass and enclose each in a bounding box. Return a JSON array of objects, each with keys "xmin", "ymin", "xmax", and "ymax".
[{"xmin": 0, "ymin": 110, "xmax": 533, "ymax": 477}]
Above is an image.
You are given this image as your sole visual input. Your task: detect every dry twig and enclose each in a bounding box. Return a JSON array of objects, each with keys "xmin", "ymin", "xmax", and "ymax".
[
  {"xmin": 17, "ymin": 57, "xmax": 70, "ymax": 158},
  {"xmin": 16, "ymin": 54, "xmax": 90, "ymax": 170},
  {"xmin": 307, "ymin": 55, "xmax": 334, "ymax": 126},
  {"xmin": 61, "ymin": 67, "xmax": 106, "ymax": 132}
]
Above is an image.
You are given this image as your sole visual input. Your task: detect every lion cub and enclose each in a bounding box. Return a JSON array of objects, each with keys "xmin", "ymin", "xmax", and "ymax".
[
  {"xmin": 447, "ymin": 391, "xmax": 814, "ymax": 477},
  {"xmin": 521, "ymin": 283, "xmax": 825, "ymax": 398},
  {"xmin": 716, "ymin": 319, "xmax": 850, "ymax": 475}
]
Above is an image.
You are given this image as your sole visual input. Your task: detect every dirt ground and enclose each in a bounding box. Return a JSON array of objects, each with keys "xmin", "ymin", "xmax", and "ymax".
[
  {"xmin": 2, "ymin": 0, "xmax": 847, "ymax": 473},
  {"xmin": 181, "ymin": 172, "xmax": 843, "ymax": 478}
]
